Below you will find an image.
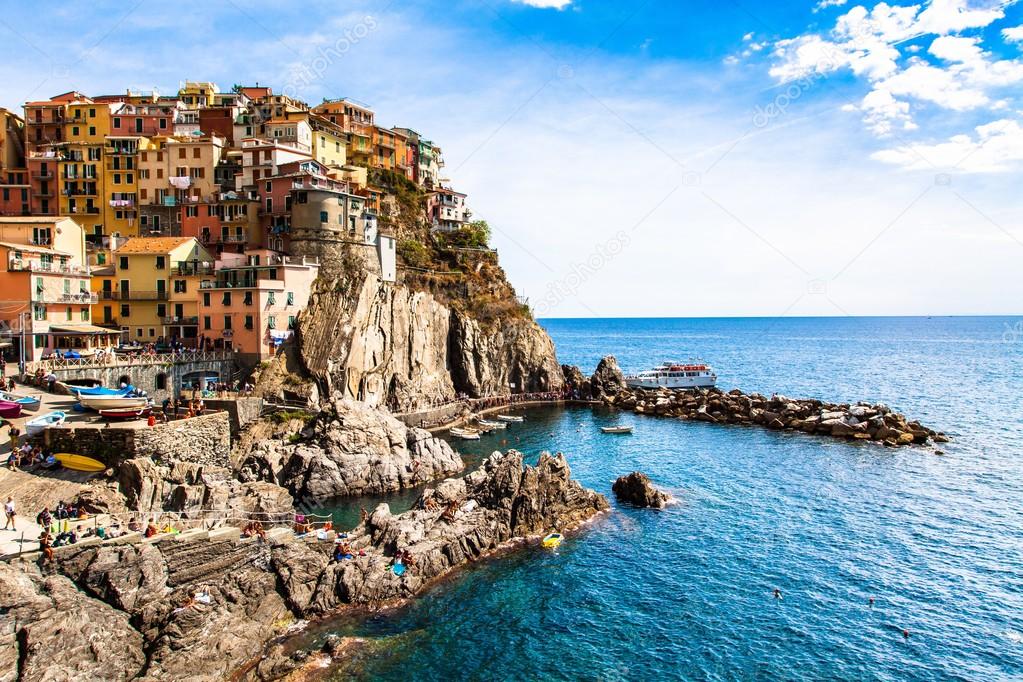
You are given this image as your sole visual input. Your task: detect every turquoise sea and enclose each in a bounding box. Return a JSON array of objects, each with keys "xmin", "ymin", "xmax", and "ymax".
[{"xmin": 311, "ymin": 316, "xmax": 1023, "ymax": 681}]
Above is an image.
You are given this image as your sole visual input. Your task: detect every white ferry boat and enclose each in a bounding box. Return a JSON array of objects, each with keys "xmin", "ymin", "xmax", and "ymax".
[{"xmin": 624, "ymin": 361, "xmax": 717, "ymax": 390}]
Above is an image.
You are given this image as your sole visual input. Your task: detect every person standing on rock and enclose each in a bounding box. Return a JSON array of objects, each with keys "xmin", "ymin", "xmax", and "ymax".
[{"xmin": 3, "ymin": 496, "xmax": 15, "ymax": 531}]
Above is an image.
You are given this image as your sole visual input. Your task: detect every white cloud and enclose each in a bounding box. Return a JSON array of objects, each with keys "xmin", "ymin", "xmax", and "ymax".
[
  {"xmin": 813, "ymin": 0, "xmax": 849, "ymax": 13},
  {"xmin": 511, "ymin": 0, "xmax": 572, "ymax": 8},
  {"xmin": 1004, "ymin": 25, "xmax": 1023, "ymax": 43},
  {"xmin": 871, "ymin": 118, "xmax": 1023, "ymax": 171}
]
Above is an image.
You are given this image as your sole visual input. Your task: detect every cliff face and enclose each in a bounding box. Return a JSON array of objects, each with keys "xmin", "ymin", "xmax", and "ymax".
[{"xmin": 295, "ymin": 270, "xmax": 562, "ymax": 412}]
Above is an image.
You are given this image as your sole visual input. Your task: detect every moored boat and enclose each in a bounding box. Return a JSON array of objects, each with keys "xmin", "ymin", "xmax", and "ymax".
[
  {"xmin": 449, "ymin": 427, "xmax": 481, "ymax": 440},
  {"xmin": 0, "ymin": 391, "xmax": 41, "ymax": 412},
  {"xmin": 26, "ymin": 410, "xmax": 66, "ymax": 436},
  {"xmin": 477, "ymin": 419, "xmax": 507, "ymax": 429},
  {"xmin": 601, "ymin": 425, "xmax": 634, "ymax": 434},
  {"xmin": 78, "ymin": 395, "xmax": 150, "ymax": 411},
  {"xmin": 624, "ymin": 361, "xmax": 717, "ymax": 390},
  {"xmin": 98, "ymin": 406, "xmax": 153, "ymax": 420},
  {"xmin": 496, "ymin": 414, "xmax": 524, "ymax": 423},
  {"xmin": 60, "ymin": 383, "xmax": 136, "ymax": 398},
  {"xmin": 541, "ymin": 532, "xmax": 563, "ymax": 549},
  {"xmin": 0, "ymin": 400, "xmax": 22, "ymax": 419}
]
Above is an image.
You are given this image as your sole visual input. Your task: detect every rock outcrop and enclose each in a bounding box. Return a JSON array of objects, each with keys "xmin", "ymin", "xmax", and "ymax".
[
  {"xmin": 599, "ymin": 384, "xmax": 946, "ymax": 447},
  {"xmin": 7, "ymin": 450, "xmax": 606, "ymax": 682},
  {"xmin": 293, "ymin": 272, "xmax": 562, "ymax": 412},
  {"xmin": 590, "ymin": 355, "xmax": 626, "ymax": 400},
  {"xmin": 239, "ymin": 398, "xmax": 463, "ymax": 499},
  {"xmin": 612, "ymin": 472, "xmax": 674, "ymax": 508}
]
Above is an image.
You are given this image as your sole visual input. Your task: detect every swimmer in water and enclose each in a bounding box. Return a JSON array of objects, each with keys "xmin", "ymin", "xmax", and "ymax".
[
  {"xmin": 902, "ymin": 629, "xmax": 910, "ymax": 640},
  {"xmin": 773, "ymin": 588, "xmax": 782, "ymax": 599},
  {"xmin": 869, "ymin": 597, "xmax": 874, "ymax": 608}
]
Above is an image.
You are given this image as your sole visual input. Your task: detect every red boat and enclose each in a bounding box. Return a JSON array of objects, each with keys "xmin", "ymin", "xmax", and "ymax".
[
  {"xmin": 0, "ymin": 400, "xmax": 23, "ymax": 419},
  {"xmin": 98, "ymin": 407, "xmax": 152, "ymax": 420}
]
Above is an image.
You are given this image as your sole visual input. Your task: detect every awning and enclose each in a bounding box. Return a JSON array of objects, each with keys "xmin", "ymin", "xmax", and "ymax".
[{"xmin": 48, "ymin": 324, "xmax": 120, "ymax": 335}]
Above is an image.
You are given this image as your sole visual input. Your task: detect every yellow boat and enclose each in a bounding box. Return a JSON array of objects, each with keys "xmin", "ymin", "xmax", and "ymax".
[
  {"xmin": 541, "ymin": 532, "xmax": 563, "ymax": 549},
  {"xmin": 54, "ymin": 453, "xmax": 107, "ymax": 473}
]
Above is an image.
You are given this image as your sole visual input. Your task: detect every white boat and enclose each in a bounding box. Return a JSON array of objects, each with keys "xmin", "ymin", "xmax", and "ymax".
[
  {"xmin": 601, "ymin": 425, "xmax": 633, "ymax": 434},
  {"xmin": 496, "ymin": 414, "xmax": 524, "ymax": 423},
  {"xmin": 78, "ymin": 395, "xmax": 150, "ymax": 411},
  {"xmin": 477, "ymin": 419, "xmax": 507, "ymax": 429},
  {"xmin": 624, "ymin": 361, "xmax": 717, "ymax": 390},
  {"xmin": 26, "ymin": 411, "xmax": 66, "ymax": 436},
  {"xmin": 449, "ymin": 427, "xmax": 481, "ymax": 441},
  {"xmin": 0, "ymin": 391, "xmax": 41, "ymax": 412}
]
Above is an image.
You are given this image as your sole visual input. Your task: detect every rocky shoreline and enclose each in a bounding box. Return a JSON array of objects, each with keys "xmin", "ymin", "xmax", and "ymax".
[
  {"xmin": 1, "ymin": 450, "xmax": 606, "ymax": 681},
  {"xmin": 567, "ymin": 356, "xmax": 948, "ymax": 447}
]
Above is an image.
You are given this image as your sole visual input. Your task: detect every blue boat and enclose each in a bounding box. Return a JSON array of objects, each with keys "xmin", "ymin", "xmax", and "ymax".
[
  {"xmin": 0, "ymin": 391, "xmax": 41, "ymax": 412},
  {"xmin": 60, "ymin": 383, "xmax": 136, "ymax": 397}
]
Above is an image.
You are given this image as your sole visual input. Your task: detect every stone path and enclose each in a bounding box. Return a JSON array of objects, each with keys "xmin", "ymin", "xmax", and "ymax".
[{"xmin": 0, "ymin": 467, "xmax": 93, "ymax": 555}]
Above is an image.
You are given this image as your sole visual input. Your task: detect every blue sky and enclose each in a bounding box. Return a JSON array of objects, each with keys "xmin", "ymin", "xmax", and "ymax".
[{"xmin": 1, "ymin": 0, "xmax": 1022, "ymax": 316}]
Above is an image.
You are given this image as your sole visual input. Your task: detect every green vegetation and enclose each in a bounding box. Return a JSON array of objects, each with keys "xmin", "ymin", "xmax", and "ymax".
[
  {"xmin": 397, "ymin": 239, "xmax": 432, "ymax": 269},
  {"xmin": 268, "ymin": 409, "xmax": 315, "ymax": 425}
]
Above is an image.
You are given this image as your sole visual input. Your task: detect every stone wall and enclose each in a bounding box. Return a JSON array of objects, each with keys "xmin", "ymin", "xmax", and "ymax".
[
  {"xmin": 204, "ymin": 397, "xmax": 264, "ymax": 434},
  {"xmin": 43, "ymin": 358, "xmax": 236, "ymax": 402},
  {"xmin": 41, "ymin": 412, "xmax": 232, "ymax": 468}
]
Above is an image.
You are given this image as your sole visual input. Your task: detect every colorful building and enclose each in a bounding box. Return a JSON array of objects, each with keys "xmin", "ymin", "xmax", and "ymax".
[
  {"xmin": 0, "ymin": 217, "xmax": 111, "ymax": 362},
  {"xmin": 427, "ymin": 187, "xmax": 470, "ymax": 231},
  {"xmin": 93, "ymin": 236, "xmax": 214, "ymax": 344},
  {"xmin": 198, "ymin": 249, "xmax": 319, "ymax": 362}
]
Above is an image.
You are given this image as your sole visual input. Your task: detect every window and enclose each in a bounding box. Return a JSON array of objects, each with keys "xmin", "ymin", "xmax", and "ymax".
[
  {"xmin": 88, "ymin": 126, "xmax": 95, "ymax": 136},
  {"xmin": 267, "ymin": 316, "xmax": 276, "ymax": 329},
  {"xmin": 174, "ymin": 280, "xmax": 186, "ymax": 293},
  {"xmin": 286, "ymin": 292, "xmax": 294, "ymax": 306},
  {"xmin": 265, "ymin": 181, "xmax": 272, "ymax": 192},
  {"xmin": 320, "ymin": 211, "xmax": 328, "ymax": 223},
  {"xmin": 265, "ymin": 198, "xmax": 272, "ymax": 213},
  {"xmin": 185, "ymin": 206, "xmax": 198, "ymax": 217},
  {"xmin": 72, "ymin": 126, "xmax": 79, "ymax": 136},
  {"xmin": 33, "ymin": 304, "xmax": 45, "ymax": 321},
  {"xmin": 222, "ymin": 292, "xmax": 231, "ymax": 305},
  {"xmin": 155, "ymin": 373, "xmax": 168, "ymax": 390},
  {"xmin": 113, "ymin": 173, "xmax": 121, "ymax": 185},
  {"xmin": 81, "ymin": 308, "xmax": 89, "ymax": 321},
  {"xmin": 89, "ymin": 108, "xmax": 96, "ymax": 118},
  {"xmin": 224, "ymin": 316, "xmax": 232, "ymax": 331},
  {"xmin": 119, "ymin": 256, "xmax": 128, "ymax": 270},
  {"xmin": 178, "ymin": 148, "xmax": 186, "ymax": 159},
  {"xmin": 244, "ymin": 315, "xmax": 254, "ymax": 330},
  {"xmin": 149, "ymin": 328, "xmax": 155, "ymax": 337},
  {"xmin": 203, "ymin": 292, "xmax": 211, "ymax": 306},
  {"xmin": 159, "ymin": 118, "xmax": 167, "ymax": 129},
  {"xmin": 267, "ymin": 292, "xmax": 275, "ymax": 305},
  {"xmin": 121, "ymin": 304, "xmax": 130, "ymax": 317},
  {"xmin": 155, "ymin": 256, "xmax": 166, "ymax": 269},
  {"xmin": 66, "ymin": 307, "xmax": 72, "ymax": 321},
  {"xmin": 193, "ymin": 148, "xmax": 200, "ymax": 159},
  {"xmin": 288, "ymin": 316, "xmax": 296, "ymax": 329},
  {"xmin": 243, "ymin": 291, "xmax": 253, "ymax": 306},
  {"xmin": 203, "ymin": 316, "xmax": 211, "ymax": 330},
  {"xmin": 157, "ymin": 303, "xmax": 166, "ymax": 318}
]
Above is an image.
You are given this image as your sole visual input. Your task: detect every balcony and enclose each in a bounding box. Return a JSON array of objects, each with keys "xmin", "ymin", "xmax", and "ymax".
[
  {"xmin": 99, "ymin": 290, "xmax": 169, "ymax": 301},
  {"xmin": 219, "ymin": 234, "xmax": 246, "ymax": 243},
  {"xmin": 161, "ymin": 316, "xmax": 199, "ymax": 326},
  {"xmin": 109, "ymin": 199, "xmax": 136, "ymax": 208},
  {"xmin": 175, "ymin": 262, "xmax": 216, "ymax": 276},
  {"xmin": 35, "ymin": 170, "xmax": 54, "ymax": 179},
  {"xmin": 8, "ymin": 259, "xmax": 89, "ymax": 275},
  {"xmin": 32, "ymin": 290, "xmax": 97, "ymax": 304}
]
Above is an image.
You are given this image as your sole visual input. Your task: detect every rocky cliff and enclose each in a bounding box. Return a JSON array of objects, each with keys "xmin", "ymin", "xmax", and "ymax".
[
  {"xmin": 239, "ymin": 398, "xmax": 463, "ymax": 499},
  {"xmin": 292, "ymin": 270, "xmax": 562, "ymax": 412},
  {"xmin": 2, "ymin": 451, "xmax": 607, "ymax": 682}
]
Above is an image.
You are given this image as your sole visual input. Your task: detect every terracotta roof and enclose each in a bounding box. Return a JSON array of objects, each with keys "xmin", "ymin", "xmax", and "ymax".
[{"xmin": 114, "ymin": 237, "xmax": 195, "ymax": 254}]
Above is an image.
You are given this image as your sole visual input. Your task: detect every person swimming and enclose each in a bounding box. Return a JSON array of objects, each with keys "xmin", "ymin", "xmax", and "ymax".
[
  {"xmin": 773, "ymin": 588, "xmax": 782, "ymax": 599},
  {"xmin": 869, "ymin": 597, "xmax": 875, "ymax": 608}
]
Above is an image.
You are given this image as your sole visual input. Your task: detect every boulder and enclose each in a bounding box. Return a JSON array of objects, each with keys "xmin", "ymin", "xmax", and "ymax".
[
  {"xmin": 612, "ymin": 472, "xmax": 674, "ymax": 509},
  {"xmin": 590, "ymin": 356, "xmax": 626, "ymax": 400}
]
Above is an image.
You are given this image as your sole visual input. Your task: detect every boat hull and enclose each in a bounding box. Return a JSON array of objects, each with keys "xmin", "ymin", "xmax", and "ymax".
[
  {"xmin": 54, "ymin": 453, "xmax": 106, "ymax": 472},
  {"xmin": 79, "ymin": 396, "xmax": 149, "ymax": 411},
  {"xmin": 0, "ymin": 400, "xmax": 22, "ymax": 419},
  {"xmin": 99, "ymin": 407, "xmax": 152, "ymax": 420},
  {"xmin": 624, "ymin": 376, "xmax": 716, "ymax": 389},
  {"xmin": 26, "ymin": 411, "xmax": 66, "ymax": 436}
]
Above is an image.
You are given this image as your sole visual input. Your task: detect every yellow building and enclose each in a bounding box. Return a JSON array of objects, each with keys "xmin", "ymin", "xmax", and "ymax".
[
  {"xmin": 178, "ymin": 81, "xmax": 219, "ymax": 109},
  {"xmin": 92, "ymin": 236, "xmax": 214, "ymax": 344},
  {"xmin": 102, "ymin": 135, "xmax": 153, "ymax": 237}
]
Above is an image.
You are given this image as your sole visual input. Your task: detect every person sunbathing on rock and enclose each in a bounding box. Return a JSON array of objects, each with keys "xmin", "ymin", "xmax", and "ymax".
[{"xmin": 441, "ymin": 500, "xmax": 459, "ymax": 522}]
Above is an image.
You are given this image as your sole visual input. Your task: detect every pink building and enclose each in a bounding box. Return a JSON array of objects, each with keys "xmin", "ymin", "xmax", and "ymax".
[{"xmin": 197, "ymin": 249, "xmax": 319, "ymax": 363}]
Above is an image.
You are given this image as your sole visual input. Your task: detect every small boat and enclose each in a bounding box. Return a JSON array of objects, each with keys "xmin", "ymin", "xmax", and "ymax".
[
  {"xmin": 496, "ymin": 414, "xmax": 524, "ymax": 423},
  {"xmin": 0, "ymin": 400, "xmax": 22, "ymax": 419},
  {"xmin": 449, "ymin": 427, "xmax": 481, "ymax": 441},
  {"xmin": 541, "ymin": 532, "xmax": 563, "ymax": 549},
  {"xmin": 98, "ymin": 406, "xmax": 152, "ymax": 420},
  {"xmin": 79, "ymin": 395, "xmax": 150, "ymax": 411},
  {"xmin": 26, "ymin": 411, "xmax": 66, "ymax": 436},
  {"xmin": 392, "ymin": 562, "xmax": 407, "ymax": 576},
  {"xmin": 0, "ymin": 391, "xmax": 40, "ymax": 412},
  {"xmin": 62, "ymin": 383, "xmax": 136, "ymax": 398},
  {"xmin": 601, "ymin": 425, "xmax": 634, "ymax": 434},
  {"xmin": 477, "ymin": 419, "xmax": 507, "ymax": 429},
  {"xmin": 54, "ymin": 453, "xmax": 106, "ymax": 473}
]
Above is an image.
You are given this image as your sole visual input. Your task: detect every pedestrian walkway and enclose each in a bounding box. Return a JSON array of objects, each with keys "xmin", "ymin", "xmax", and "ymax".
[{"xmin": 0, "ymin": 467, "xmax": 92, "ymax": 555}]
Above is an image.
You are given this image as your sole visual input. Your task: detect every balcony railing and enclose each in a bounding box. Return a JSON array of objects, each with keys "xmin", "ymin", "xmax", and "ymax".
[
  {"xmin": 9, "ymin": 259, "xmax": 89, "ymax": 275},
  {"xmin": 161, "ymin": 316, "xmax": 199, "ymax": 325},
  {"xmin": 32, "ymin": 290, "xmax": 97, "ymax": 304},
  {"xmin": 99, "ymin": 290, "xmax": 169, "ymax": 301},
  {"xmin": 175, "ymin": 263, "xmax": 216, "ymax": 276}
]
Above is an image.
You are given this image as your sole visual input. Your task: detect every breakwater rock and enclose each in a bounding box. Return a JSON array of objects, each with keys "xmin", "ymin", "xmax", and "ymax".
[
  {"xmin": 606, "ymin": 385, "xmax": 947, "ymax": 446},
  {"xmin": 613, "ymin": 472, "xmax": 674, "ymax": 508},
  {"xmin": 239, "ymin": 397, "xmax": 463, "ymax": 499},
  {"xmin": 3, "ymin": 451, "xmax": 606, "ymax": 682}
]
